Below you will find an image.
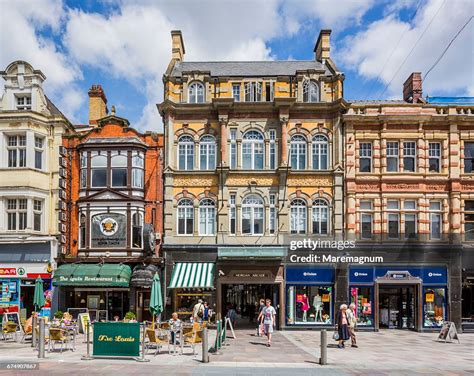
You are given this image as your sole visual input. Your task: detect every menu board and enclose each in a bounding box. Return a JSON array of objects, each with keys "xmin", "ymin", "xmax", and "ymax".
[
  {"xmin": 78, "ymin": 312, "xmax": 91, "ymax": 334},
  {"xmin": 67, "ymin": 308, "xmax": 88, "ymax": 320},
  {"xmin": 2, "ymin": 312, "xmax": 21, "ymax": 332}
]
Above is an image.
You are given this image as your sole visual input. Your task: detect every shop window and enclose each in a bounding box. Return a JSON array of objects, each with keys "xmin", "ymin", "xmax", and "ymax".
[
  {"xmin": 178, "ymin": 135, "xmax": 194, "ymax": 170},
  {"xmin": 229, "ymin": 129, "xmax": 237, "ymax": 169},
  {"xmin": 7, "ymin": 135, "xmax": 27, "ymax": 168},
  {"xmin": 350, "ymin": 287, "xmax": 373, "ymax": 326},
  {"xmin": 430, "ymin": 202, "xmax": 442, "ymax": 239},
  {"xmin": 403, "ymin": 141, "xmax": 416, "ymax": 172},
  {"xmin": 312, "ymin": 199, "xmax": 329, "ymax": 235},
  {"xmin": 287, "ymin": 286, "xmax": 332, "ymax": 325},
  {"xmin": 269, "ymin": 129, "xmax": 277, "ymax": 169},
  {"xmin": 132, "ymin": 213, "xmax": 143, "ymax": 248},
  {"xmin": 232, "ymin": 84, "xmax": 240, "ymax": 102},
  {"xmin": 429, "ymin": 142, "xmax": 441, "ymax": 172},
  {"xmin": 290, "ymin": 135, "xmax": 307, "ymax": 170},
  {"xmin": 465, "ymin": 200, "xmax": 474, "ymax": 241},
  {"xmin": 199, "ymin": 135, "xmax": 216, "ymax": 170},
  {"xmin": 242, "ymin": 130, "xmax": 264, "ymax": 170},
  {"xmin": 111, "ymin": 151, "xmax": 128, "ymax": 187},
  {"xmin": 464, "ymin": 142, "xmax": 474, "ymax": 173},
  {"xmin": 177, "ymin": 199, "xmax": 194, "ymax": 235},
  {"xmin": 424, "ymin": 287, "xmax": 445, "ymax": 328},
  {"xmin": 199, "ymin": 199, "xmax": 215, "ymax": 236},
  {"xmin": 91, "ymin": 151, "xmax": 107, "ymax": 187},
  {"xmin": 359, "ymin": 142, "xmax": 372, "ymax": 172},
  {"xmin": 386, "ymin": 141, "xmax": 399, "ymax": 172},
  {"xmin": 290, "ymin": 199, "xmax": 307, "ymax": 234},
  {"xmin": 312, "ymin": 135, "xmax": 328, "ymax": 170},
  {"xmin": 188, "ymin": 82, "xmax": 204, "ymax": 103},
  {"xmin": 302, "ymin": 80, "xmax": 319, "ymax": 103},
  {"xmin": 241, "ymin": 194, "xmax": 264, "ymax": 235}
]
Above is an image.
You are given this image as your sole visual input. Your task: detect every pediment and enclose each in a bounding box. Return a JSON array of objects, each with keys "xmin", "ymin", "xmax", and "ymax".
[{"xmin": 80, "ymin": 189, "xmax": 130, "ymax": 201}]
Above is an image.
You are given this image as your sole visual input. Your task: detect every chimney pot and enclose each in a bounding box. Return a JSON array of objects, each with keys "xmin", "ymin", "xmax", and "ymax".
[{"xmin": 88, "ymin": 84, "xmax": 108, "ymax": 126}]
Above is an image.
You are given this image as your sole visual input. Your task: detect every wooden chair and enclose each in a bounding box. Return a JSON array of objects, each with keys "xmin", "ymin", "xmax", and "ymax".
[
  {"xmin": 2, "ymin": 322, "xmax": 18, "ymax": 341},
  {"xmin": 20, "ymin": 322, "xmax": 32, "ymax": 343},
  {"xmin": 145, "ymin": 328, "xmax": 169, "ymax": 356},
  {"xmin": 184, "ymin": 330, "xmax": 203, "ymax": 355},
  {"xmin": 49, "ymin": 328, "xmax": 69, "ymax": 352}
]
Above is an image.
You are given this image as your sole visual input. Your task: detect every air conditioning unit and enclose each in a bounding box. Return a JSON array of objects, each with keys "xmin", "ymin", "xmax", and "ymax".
[
  {"xmin": 59, "ymin": 146, "xmax": 66, "ymax": 156},
  {"xmin": 59, "ymin": 168, "xmax": 66, "ymax": 178}
]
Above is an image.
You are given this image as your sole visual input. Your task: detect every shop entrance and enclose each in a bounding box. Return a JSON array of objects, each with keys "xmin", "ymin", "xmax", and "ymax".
[
  {"xmin": 378, "ymin": 286, "xmax": 416, "ymax": 329},
  {"xmin": 222, "ymin": 284, "xmax": 279, "ymax": 329}
]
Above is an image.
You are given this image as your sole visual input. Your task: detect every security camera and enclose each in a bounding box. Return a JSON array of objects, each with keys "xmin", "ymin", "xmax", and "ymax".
[{"xmin": 218, "ymin": 270, "xmax": 225, "ymax": 276}]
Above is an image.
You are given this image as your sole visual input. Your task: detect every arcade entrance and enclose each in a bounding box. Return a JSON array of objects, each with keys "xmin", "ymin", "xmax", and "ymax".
[{"xmin": 379, "ymin": 286, "xmax": 416, "ymax": 329}]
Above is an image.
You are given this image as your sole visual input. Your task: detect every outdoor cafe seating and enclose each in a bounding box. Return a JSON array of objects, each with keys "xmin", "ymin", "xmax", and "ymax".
[
  {"xmin": 48, "ymin": 328, "xmax": 70, "ymax": 353},
  {"xmin": 2, "ymin": 322, "xmax": 19, "ymax": 341},
  {"xmin": 145, "ymin": 328, "xmax": 169, "ymax": 356}
]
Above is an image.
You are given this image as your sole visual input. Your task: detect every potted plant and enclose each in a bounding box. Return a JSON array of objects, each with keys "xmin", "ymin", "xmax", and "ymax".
[
  {"xmin": 54, "ymin": 310, "xmax": 64, "ymax": 319},
  {"xmin": 124, "ymin": 311, "xmax": 136, "ymax": 322}
]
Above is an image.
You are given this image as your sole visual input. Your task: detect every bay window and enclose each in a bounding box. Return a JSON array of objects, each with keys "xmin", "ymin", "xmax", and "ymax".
[
  {"xmin": 132, "ymin": 151, "xmax": 144, "ymax": 188},
  {"xmin": 6, "ymin": 199, "xmax": 27, "ymax": 231},
  {"xmin": 33, "ymin": 199, "xmax": 42, "ymax": 231},
  {"xmin": 91, "ymin": 151, "xmax": 107, "ymax": 187},
  {"xmin": 111, "ymin": 151, "xmax": 128, "ymax": 187},
  {"xmin": 7, "ymin": 135, "xmax": 26, "ymax": 168}
]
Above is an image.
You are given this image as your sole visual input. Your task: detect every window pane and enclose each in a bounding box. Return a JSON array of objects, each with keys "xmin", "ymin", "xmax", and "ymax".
[
  {"xmin": 404, "ymin": 157, "xmax": 415, "ymax": 172},
  {"xmin": 34, "ymin": 213, "xmax": 41, "ymax": 231},
  {"xmin": 8, "ymin": 150, "xmax": 17, "ymax": 167},
  {"xmin": 19, "ymin": 212, "xmax": 27, "ymax": 230},
  {"xmin": 387, "ymin": 200, "xmax": 399, "ymax": 210},
  {"xmin": 132, "ymin": 169, "xmax": 144, "ymax": 188},
  {"xmin": 430, "ymin": 213, "xmax": 441, "ymax": 239},
  {"xmin": 91, "ymin": 169, "xmax": 107, "ymax": 187},
  {"xmin": 360, "ymin": 158, "xmax": 371, "ymax": 172},
  {"xmin": 429, "ymin": 158, "xmax": 440, "ymax": 172},
  {"xmin": 35, "ymin": 150, "xmax": 42, "ymax": 169},
  {"xmin": 361, "ymin": 214, "xmax": 372, "ymax": 239},
  {"xmin": 388, "ymin": 214, "xmax": 399, "ymax": 238},
  {"xmin": 112, "ymin": 168, "xmax": 127, "ymax": 187},
  {"xmin": 404, "ymin": 214, "xmax": 416, "ymax": 239}
]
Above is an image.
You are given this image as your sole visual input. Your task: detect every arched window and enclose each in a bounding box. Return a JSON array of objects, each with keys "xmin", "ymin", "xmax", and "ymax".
[
  {"xmin": 303, "ymin": 80, "xmax": 319, "ymax": 103},
  {"xmin": 290, "ymin": 199, "xmax": 307, "ymax": 234},
  {"xmin": 199, "ymin": 198, "xmax": 215, "ymax": 235},
  {"xmin": 177, "ymin": 199, "xmax": 194, "ymax": 235},
  {"xmin": 178, "ymin": 135, "xmax": 194, "ymax": 170},
  {"xmin": 312, "ymin": 135, "xmax": 328, "ymax": 170},
  {"xmin": 290, "ymin": 135, "xmax": 307, "ymax": 170},
  {"xmin": 188, "ymin": 82, "xmax": 205, "ymax": 103},
  {"xmin": 241, "ymin": 195, "xmax": 264, "ymax": 235},
  {"xmin": 132, "ymin": 212, "xmax": 143, "ymax": 248},
  {"xmin": 79, "ymin": 214, "xmax": 86, "ymax": 249},
  {"xmin": 199, "ymin": 135, "xmax": 216, "ymax": 170},
  {"xmin": 242, "ymin": 130, "xmax": 264, "ymax": 170},
  {"xmin": 111, "ymin": 151, "xmax": 128, "ymax": 187},
  {"xmin": 312, "ymin": 199, "xmax": 329, "ymax": 235},
  {"xmin": 91, "ymin": 151, "xmax": 107, "ymax": 187}
]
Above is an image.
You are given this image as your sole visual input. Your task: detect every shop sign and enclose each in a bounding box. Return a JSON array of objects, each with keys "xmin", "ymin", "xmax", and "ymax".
[
  {"xmin": 91, "ymin": 214, "xmax": 126, "ymax": 248},
  {"xmin": 349, "ymin": 268, "xmax": 374, "ymax": 284},
  {"xmin": 285, "ymin": 267, "xmax": 334, "ymax": 284},
  {"xmin": 0, "ymin": 268, "xmax": 16, "ymax": 276},
  {"xmin": 93, "ymin": 322, "xmax": 140, "ymax": 357},
  {"xmin": 232, "ymin": 272, "xmax": 270, "ymax": 279},
  {"xmin": 351, "ymin": 267, "xmax": 448, "ymax": 285}
]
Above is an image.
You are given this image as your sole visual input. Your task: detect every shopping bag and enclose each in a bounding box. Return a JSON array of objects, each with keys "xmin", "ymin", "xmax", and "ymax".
[{"xmin": 332, "ymin": 331, "xmax": 340, "ymax": 341}]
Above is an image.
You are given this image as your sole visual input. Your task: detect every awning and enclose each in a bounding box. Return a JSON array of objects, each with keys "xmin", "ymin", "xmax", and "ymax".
[
  {"xmin": 52, "ymin": 264, "xmax": 132, "ymax": 287},
  {"xmin": 168, "ymin": 262, "xmax": 214, "ymax": 289},
  {"xmin": 130, "ymin": 264, "xmax": 159, "ymax": 288},
  {"xmin": 218, "ymin": 247, "xmax": 286, "ymax": 259}
]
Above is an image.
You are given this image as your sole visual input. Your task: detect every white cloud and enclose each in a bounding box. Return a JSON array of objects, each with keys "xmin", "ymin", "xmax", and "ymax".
[{"xmin": 338, "ymin": 0, "xmax": 474, "ymax": 98}]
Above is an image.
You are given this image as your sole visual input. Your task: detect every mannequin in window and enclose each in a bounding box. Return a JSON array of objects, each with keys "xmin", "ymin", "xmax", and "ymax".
[
  {"xmin": 301, "ymin": 294, "xmax": 309, "ymax": 322},
  {"xmin": 313, "ymin": 293, "xmax": 323, "ymax": 322}
]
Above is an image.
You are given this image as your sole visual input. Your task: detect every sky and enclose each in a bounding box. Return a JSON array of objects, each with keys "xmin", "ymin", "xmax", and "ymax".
[{"xmin": 0, "ymin": 0, "xmax": 473, "ymax": 131}]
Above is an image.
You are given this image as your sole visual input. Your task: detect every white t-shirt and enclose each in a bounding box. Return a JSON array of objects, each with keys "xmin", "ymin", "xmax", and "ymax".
[{"xmin": 262, "ymin": 306, "xmax": 276, "ymax": 325}]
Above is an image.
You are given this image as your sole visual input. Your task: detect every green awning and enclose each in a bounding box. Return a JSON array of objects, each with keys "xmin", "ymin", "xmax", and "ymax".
[
  {"xmin": 53, "ymin": 264, "xmax": 132, "ymax": 287},
  {"xmin": 168, "ymin": 263, "xmax": 214, "ymax": 289},
  {"xmin": 218, "ymin": 247, "xmax": 286, "ymax": 259}
]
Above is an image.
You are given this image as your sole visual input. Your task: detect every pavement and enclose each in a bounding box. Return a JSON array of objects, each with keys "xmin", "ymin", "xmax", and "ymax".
[{"xmin": 0, "ymin": 329, "xmax": 472, "ymax": 375}]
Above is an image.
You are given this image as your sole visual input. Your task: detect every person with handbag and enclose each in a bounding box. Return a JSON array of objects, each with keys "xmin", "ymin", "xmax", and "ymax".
[
  {"xmin": 335, "ymin": 304, "xmax": 350, "ymax": 349},
  {"xmin": 347, "ymin": 303, "xmax": 358, "ymax": 348}
]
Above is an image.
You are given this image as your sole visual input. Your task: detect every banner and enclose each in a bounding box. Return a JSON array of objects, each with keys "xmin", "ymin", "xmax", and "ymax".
[{"xmin": 93, "ymin": 322, "xmax": 140, "ymax": 357}]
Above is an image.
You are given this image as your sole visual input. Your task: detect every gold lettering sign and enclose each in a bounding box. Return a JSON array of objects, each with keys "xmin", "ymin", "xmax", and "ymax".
[{"xmin": 97, "ymin": 334, "xmax": 135, "ymax": 343}]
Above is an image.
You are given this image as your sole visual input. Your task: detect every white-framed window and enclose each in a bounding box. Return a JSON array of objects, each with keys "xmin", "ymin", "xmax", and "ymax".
[
  {"xmin": 34, "ymin": 136, "xmax": 44, "ymax": 170},
  {"xmin": 178, "ymin": 135, "xmax": 194, "ymax": 170},
  {"xmin": 229, "ymin": 194, "xmax": 236, "ymax": 235},
  {"xmin": 80, "ymin": 152, "xmax": 88, "ymax": 188},
  {"xmin": 7, "ymin": 135, "xmax": 27, "ymax": 168},
  {"xmin": 464, "ymin": 200, "xmax": 474, "ymax": 241},
  {"xmin": 290, "ymin": 135, "xmax": 307, "ymax": 170},
  {"xmin": 386, "ymin": 142, "xmax": 399, "ymax": 172},
  {"xmin": 269, "ymin": 129, "xmax": 277, "ymax": 169},
  {"xmin": 360, "ymin": 200, "xmax": 373, "ymax": 239},
  {"xmin": 232, "ymin": 84, "xmax": 241, "ymax": 102},
  {"xmin": 464, "ymin": 143, "xmax": 474, "ymax": 173},
  {"xmin": 242, "ymin": 130, "xmax": 264, "ymax": 170},
  {"xmin": 188, "ymin": 82, "xmax": 205, "ymax": 103},
  {"xmin": 429, "ymin": 142, "xmax": 441, "ymax": 173},
  {"xmin": 387, "ymin": 200, "xmax": 399, "ymax": 239},
  {"xmin": 111, "ymin": 151, "xmax": 128, "ymax": 187},
  {"xmin": 269, "ymin": 193, "xmax": 277, "ymax": 234},
  {"xmin": 229, "ymin": 129, "xmax": 237, "ymax": 169},
  {"xmin": 33, "ymin": 199, "xmax": 42, "ymax": 231},
  {"xmin": 429, "ymin": 201, "xmax": 442, "ymax": 240},
  {"xmin": 302, "ymin": 80, "xmax": 319, "ymax": 103},
  {"xmin": 404, "ymin": 200, "xmax": 417, "ymax": 239},
  {"xmin": 90, "ymin": 151, "xmax": 107, "ymax": 187},
  {"xmin": 16, "ymin": 95, "xmax": 31, "ymax": 110},
  {"xmin": 132, "ymin": 151, "xmax": 144, "ymax": 188},
  {"xmin": 79, "ymin": 214, "xmax": 86, "ymax": 248},
  {"xmin": 199, "ymin": 135, "xmax": 216, "ymax": 170},
  {"xmin": 312, "ymin": 199, "xmax": 329, "ymax": 235},
  {"xmin": 177, "ymin": 199, "xmax": 194, "ymax": 235},
  {"xmin": 290, "ymin": 199, "xmax": 307, "ymax": 234},
  {"xmin": 199, "ymin": 199, "xmax": 215, "ymax": 236},
  {"xmin": 132, "ymin": 212, "xmax": 143, "ymax": 248},
  {"xmin": 312, "ymin": 135, "xmax": 328, "ymax": 170},
  {"xmin": 241, "ymin": 195, "xmax": 264, "ymax": 235},
  {"xmin": 265, "ymin": 81, "xmax": 274, "ymax": 102},
  {"xmin": 359, "ymin": 142, "xmax": 372, "ymax": 172},
  {"xmin": 6, "ymin": 198, "xmax": 27, "ymax": 231},
  {"xmin": 403, "ymin": 141, "xmax": 416, "ymax": 172},
  {"xmin": 244, "ymin": 82, "xmax": 262, "ymax": 102}
]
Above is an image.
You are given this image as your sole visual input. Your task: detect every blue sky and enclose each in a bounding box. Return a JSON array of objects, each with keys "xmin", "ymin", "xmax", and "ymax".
[{"xmin": 1, "ymin": 0, "xmax": 473, "ymax": 131}]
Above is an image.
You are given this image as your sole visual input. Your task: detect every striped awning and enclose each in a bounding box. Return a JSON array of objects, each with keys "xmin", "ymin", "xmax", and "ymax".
[{"xmin": 168, "ymin": 262, "xmax": 215, "ymax": 289}]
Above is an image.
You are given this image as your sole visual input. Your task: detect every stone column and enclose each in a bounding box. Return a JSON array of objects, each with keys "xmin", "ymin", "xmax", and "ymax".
[
  {"xmin": 219, "ymin": 116, "xmax": 228, "ymax": 167},
  {"xmin": 280, "ymin": 118, "xmax": 288, "ymax": 166}
]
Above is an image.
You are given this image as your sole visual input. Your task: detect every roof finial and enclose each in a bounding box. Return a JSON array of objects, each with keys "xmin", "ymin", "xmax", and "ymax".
[{"xmin": 111, "ymin": 105, "xmax": 116, "ymax": 115}]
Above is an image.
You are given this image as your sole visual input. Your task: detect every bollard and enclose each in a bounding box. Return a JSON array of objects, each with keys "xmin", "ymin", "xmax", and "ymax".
[
  {"xmin": 136, "ymin": 322, "xmax": 150, "ymax": 362},
  {"xmin": 81, "ymin": 321, "xmax": 93, "ymax": 360},
  {"xmin": 38, "ymin": 318, "xmax": 45, "ymax": 359},
  {"xmin": 202, "ymin": 327, "xmax": 209, "ymax": 363},
  {"xmin": 320, "ymin": 329, "xmax": 327, "ymax": 365},
  {"xmin": 31, "ymin": 315, "xmax": 37, "ymax": 348},
  {"xmin": 217, "ymin": 320, "xmax": 222, "ymax": 349}
]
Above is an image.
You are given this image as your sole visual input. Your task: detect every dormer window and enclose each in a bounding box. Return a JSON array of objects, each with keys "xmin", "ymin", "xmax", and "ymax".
[
  {"xmin": 16, "ymin": 95, "xmax": 32, "ymax": 110},
  {"xmin": 303, "ymin": 80, "xmax": 319, "ymax": 103},
  {"xmin": 188, "ymin": 82, "xmax": 204, "ymax": 103}
]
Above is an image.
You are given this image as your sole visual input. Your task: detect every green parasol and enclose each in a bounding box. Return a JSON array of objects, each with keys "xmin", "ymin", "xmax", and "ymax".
[
  {"xmin": 33, "ymin": 277, "xmax": 45, "ymax": 311},
  {"xmin": 149, "ymin": 273, "xmax": 163, "ymax": 326}
]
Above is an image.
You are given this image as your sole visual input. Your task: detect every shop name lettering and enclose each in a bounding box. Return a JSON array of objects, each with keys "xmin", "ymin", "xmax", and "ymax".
[
  {"xmin": 59, "ymin": 276, "xmax": 114, "ymax": 282},
  {"xmin": 234, "ymin": 273, "xmax": 268, "ymax": 278},
  {"xmin": 290, "ymin": 254, "xmax": 384, "ymax": 265},
  {"xmin": 97, "ymin": 335, "xmax": 135, "ymax": 343}
]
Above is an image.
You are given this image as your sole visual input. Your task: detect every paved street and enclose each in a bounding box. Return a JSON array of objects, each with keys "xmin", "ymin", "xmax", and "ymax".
[{"xmin": 0, "ymin": 329, "xmax": 472, "ymax": 375}]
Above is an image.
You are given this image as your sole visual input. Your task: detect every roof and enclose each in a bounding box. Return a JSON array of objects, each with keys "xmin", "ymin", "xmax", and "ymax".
[
  {"xmin": 350, "ymin": 100, "xmax": 407, "ymax": 105},
  {"xmin": 82, "ymin": 136, "xmax": 146, "ymax": 146},
  {"xmin": 427, "ymin": 96, "xmax": 474, "ymax": 104},
  {"xmin": 45, "ymin": 95, "xmax": 67, "ymax": 117},
  {"xmin": 170, "ymin": 60, "xmax": 330, "ymax": 77}
]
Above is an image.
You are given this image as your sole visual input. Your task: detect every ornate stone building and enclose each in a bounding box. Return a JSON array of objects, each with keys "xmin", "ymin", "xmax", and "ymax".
[{"xmin": 159, "ymin": 30, "xmax": 347, "ymax": 328}]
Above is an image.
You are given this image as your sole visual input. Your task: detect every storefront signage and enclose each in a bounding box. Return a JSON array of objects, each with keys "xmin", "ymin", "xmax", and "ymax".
[
  {"xmin": 286, "ymin": 267, "xmax": 334, "ymax": 284},
  {"xmin": 91, "ymin": 214, "xmax": 126, "ymax": 248},
  {"xmin": 93, "ymin": 322, "xmax": 140, "ymax": 357},
  {"xmin": 0, "ymin": 265, "xmax": 51, "ymax": 279},
  {"xmin": 57, "ymin": 275, "xmax": 116, "ymax": 284},
  {"xmin": 0, "ymin": 268, "xmax": 16, "ymax": 276},
  {"xmin": 350, "ymin": 267, "xmax": 447, "ymax": 285},
  {"xmin": 232, "ymin": 272, "xmax": 270, "ymax": 279}
]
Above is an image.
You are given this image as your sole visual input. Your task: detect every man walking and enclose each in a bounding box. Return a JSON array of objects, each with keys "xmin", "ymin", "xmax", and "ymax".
[
  {"xmin": 258, "ymin": 299, "xmax": 276, "ymax": 347},
  {"xmin": 347, "ymin": 303, "xmax": 358, "ymax": 348},
  {"xmin": 193, "ymin": 299, "xmax": 204, "ymax": 323}
]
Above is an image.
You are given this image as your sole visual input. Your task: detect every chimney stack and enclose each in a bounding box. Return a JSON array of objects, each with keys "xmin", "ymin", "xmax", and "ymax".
[
  {"xmin": 314, "ymin": 29, "xmax": 331, "ymax": 62},
  {"xmin": 88, "ymin": 84, "xmax": 108, "ymax": 125},
  {"xmin": 403, "ymin": 72, "xmax": 422, "ymax": 103},
  {"xmin": 171, "ymin": 30, "xmax": 185, "ymax": 62}
]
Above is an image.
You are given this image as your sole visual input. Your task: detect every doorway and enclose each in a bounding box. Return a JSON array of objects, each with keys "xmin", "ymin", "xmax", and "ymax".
[
  {"xmin": 221, "ymin": 284, "xmax": 279, "ymax": 329},
  {"xmin": 379, "ymin": 286, "xmax": 416, "ymax": 329},
  {"xmin": 136, "ymin": 290, "xmax": 151, "ymax": 322}
]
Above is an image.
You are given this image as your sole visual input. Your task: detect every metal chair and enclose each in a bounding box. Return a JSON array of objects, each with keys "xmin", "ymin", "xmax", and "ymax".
[
  {"xmin": 145, "ymin": 328, "xmax": 169, "ymax": 356},
  {"xmin": 184, "ymin": 329, "xmax": 203, "ymax": 355},
  {"xmin": 2, "ymin": 322, "xmax": 18, "ymax": 341},
  {"xmin": 49, "ymin": 328, "xmax": 69, "ymax": 352}
]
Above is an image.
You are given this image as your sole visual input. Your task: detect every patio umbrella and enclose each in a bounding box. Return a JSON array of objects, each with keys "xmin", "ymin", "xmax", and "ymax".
[
  {"xmin": 33, "ymin": 277, "xmax": 45, "ymax": 312},
  {"xmin": 149, "ymin": 273, "xmax": 163, "ymax": 327}
]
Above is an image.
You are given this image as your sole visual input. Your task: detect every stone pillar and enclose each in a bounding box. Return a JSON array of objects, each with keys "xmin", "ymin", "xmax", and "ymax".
[
  {"xmin": 280, "ymin": 118, "xmax": 288, "ymax": 166},
  {"xmin": 346, "ymin": 193, "xmax": 356, "ymax": 238},
  {"xmin": 219, "ymin": 116, "xmax": 228, "ymax": 167}
]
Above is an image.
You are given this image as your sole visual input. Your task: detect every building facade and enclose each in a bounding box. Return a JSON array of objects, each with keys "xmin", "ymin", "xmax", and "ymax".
[
  {"xmin": 159, "ymin": 30, "xmax": 347, "ymax": 328},
  {"xmin": 55, "ymin": 86, "xmax": 164, "ymax": 322},
  {"xmin": 0, "ymin": 61, "xmax": 73, "ymax": 318}
]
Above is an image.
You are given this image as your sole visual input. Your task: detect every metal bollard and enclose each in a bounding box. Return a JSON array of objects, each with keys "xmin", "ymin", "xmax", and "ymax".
[
  {"xmin": 136, "ymin": 323, "xmax": 150, "ymax": 362},
  {"xmin": 81, "ymin": 321, "xmax": 93, "ymax": 360},
  {"xmin": 31, "ymin": 315, "xmax": 37, "ymax": 348},
  {"xmin": 320, "ymin": 329, "xmax": 327, "ymax": 365},
  {"xmin": 202, "ymin": 327, "xmax": 209, "ymax": 363},
  {"xmin": 217, "ymin": 320, "xmax": 222, "ymax": 350},
  {"xmin": 38, "ymin": 318, "xmax": 45, "ymax": 359}
]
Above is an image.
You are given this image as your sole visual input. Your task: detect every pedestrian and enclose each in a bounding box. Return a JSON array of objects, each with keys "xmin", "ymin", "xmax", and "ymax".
[
  {"xmin": 256, "ymin": 298, "xmax": 265, "ymax": 336},
  {"xmin": 347, "ymin": 303, "xmax": 358, "ymax": 348},
  {"xmin": 227, "ymin": 304, "xmax": 237, "ymax": 329},
  {"xmin": 192, "ymin": 299, "xmax": 204, "ymax": 323},
  {"xmin": 203, "ymin": 301, "xmax": 210, "ymax": 322},
  {"xmin": 257, "ymin": 299, "xmax": 276, "ymax": 347},
  {"xmin": 335, "ymin": 304, "xmax": 350, "ymax": 349},
  {"xmin": 168, "ymin": 312, "xmax": 182, "ymax": 345}
]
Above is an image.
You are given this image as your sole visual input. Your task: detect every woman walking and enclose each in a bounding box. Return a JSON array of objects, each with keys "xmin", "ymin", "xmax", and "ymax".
[{"xmin": 335, "ymin": 304, "xmax": 350, "ymax": 349}]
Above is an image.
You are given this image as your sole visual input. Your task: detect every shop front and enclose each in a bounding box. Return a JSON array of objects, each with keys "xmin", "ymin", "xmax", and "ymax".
[
  {"xmin": 462, "ymin": 247, "xmax": 474, "ymax": 332},
  {"xmin": 349, "ymin": 266, "xmax": 448, "ymax": 331},
  {"xmin": 53, "ymin": 263, "xmax": 132, "ymax": 321},
  {"xmin": 285, "ymin": 266, "xmax": 335, "ymax": 328},
  {"xmin": 130, "ymin": 264, "xmax": 160, "ymax": 322}
]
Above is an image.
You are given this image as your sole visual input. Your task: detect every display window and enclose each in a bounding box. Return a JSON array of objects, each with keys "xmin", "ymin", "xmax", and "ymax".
[
  {"xmin": 350, "ymin": 286, "xmax": 373, "ymax": 326},
  {"xmin": 175, "ymin": 290, "xmax": 212, "ymax": 320},
  {"xmin": 287, "ymin": 285, "xmax": 333, "ymax": 325},
  {"xmin": 0, "ymin": 279, "xmax": 20, "ymax": 313},
  {"xmin": 423, "ymin": 287, "xmax": 446, "ymax": 328}
]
